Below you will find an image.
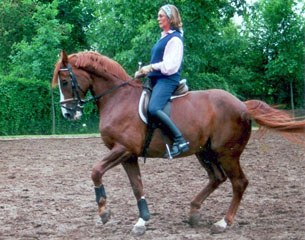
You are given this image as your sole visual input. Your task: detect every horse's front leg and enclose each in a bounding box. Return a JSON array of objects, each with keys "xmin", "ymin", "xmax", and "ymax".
[
  {"xmin": 122, "ymin": 157, "xmax": 150, "ymax": 235},
  {"xmin": 91, "ymin": 144, "xmax": 132, "ymax": 224}
]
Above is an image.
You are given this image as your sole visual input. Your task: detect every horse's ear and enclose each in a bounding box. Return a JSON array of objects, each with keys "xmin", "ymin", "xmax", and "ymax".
[{"xmin": 61, "ymin": 50, "xmax": 68, "ymax": 66}]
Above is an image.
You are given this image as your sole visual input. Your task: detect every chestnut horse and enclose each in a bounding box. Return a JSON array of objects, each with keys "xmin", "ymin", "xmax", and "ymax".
[{"xmin": 52, "ymin": 51, "xmax": 305, "ymax": 235}]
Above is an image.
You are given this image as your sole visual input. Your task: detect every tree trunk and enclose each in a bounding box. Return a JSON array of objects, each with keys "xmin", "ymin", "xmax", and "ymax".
[
  {"xmin": 290, "ymin": 80, "xmax": 295, "ymax": 117},
  {"xmin": 51, "ymin": 88, "xmax": 56, "ymax": 134},
  {"xmin": 303, "ymin": 29, "xmax": 305, "ymax": 109}
]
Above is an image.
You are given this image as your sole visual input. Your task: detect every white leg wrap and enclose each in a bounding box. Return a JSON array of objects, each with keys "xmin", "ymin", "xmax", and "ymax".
[
  {"xmin": 132, "ymin": 218, "xmax": 146, "ymax": 236},
  {"xmin": 135, "ymin": 218, "xmax": 146, "ymax": 227},
  {"xmin": 214, "ymin": 217, "xmax": 227, "ymax": 229}
]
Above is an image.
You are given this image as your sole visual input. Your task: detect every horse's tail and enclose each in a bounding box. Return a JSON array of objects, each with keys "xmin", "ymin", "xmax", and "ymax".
[{"xmin": 244, "ymin": 100, "xmax": 305, "ymax": 144}]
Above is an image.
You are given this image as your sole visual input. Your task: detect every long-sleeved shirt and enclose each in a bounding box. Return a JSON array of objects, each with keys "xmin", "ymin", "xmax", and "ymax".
[{"xmin": 151, "ymin": 30, "xmax": 183, "ymax": 76}]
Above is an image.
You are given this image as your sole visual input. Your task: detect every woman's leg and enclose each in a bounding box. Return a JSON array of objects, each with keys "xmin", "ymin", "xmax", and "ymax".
[{"xmin": 148, "ymin": 79, "xmax": 189, "ymax": 158}]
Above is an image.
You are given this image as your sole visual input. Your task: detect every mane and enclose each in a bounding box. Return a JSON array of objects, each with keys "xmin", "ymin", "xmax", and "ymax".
[
  {"xmin": 74, "ymin": 51, "xmax": 131, "ymax": 80},
  {"xmin": 52, "ymin": 51, "xmax": 134, "ymax": 87}
]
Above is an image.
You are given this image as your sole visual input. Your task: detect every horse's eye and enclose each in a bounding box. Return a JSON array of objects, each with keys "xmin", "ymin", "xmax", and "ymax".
[{"xmin": 62, "ymin": 80, "xmax": 69, "ymax": 87}]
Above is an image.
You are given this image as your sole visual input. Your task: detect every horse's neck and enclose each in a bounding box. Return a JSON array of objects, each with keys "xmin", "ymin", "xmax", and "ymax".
[
  {"xmin": 82, "ymin": 59, "xmax": 142, "ymax": 120},
  {"xmin": 94, "ymin": 75, "xmax": 121, "ymax": 91},
  {"xmin": 93, "ymin": 76, "xmax": 141, "ymax": 118}
]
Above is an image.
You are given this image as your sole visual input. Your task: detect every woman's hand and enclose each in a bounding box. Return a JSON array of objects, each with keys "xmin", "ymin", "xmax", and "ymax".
[{"xmin": 134, "ymin": 64, "xmax": 153, "ymax": 78}]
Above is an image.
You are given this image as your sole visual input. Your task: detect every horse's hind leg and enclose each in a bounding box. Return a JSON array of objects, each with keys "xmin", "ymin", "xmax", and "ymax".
[
  {"xmin": 122, "ymin": 157, "xmax": 150, "ymax": 235},
  {"xmin": 212, "ymin": 156, "xmax": 248, "ymax": 233},
  {"xmin": 189, "ymin": 150, "xmax": 227, "ymax": 226}
]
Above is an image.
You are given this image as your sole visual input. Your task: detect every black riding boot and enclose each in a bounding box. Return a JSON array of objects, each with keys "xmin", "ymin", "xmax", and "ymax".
[{"xmin": 153, "ymin": 110, "xmax": 190, "ymax": 158}]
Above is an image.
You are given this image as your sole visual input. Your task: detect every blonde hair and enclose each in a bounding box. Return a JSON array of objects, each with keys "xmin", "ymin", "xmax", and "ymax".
[{"xmin": 160, "ymin": 4, "xmax": 183, "ymax": 33}]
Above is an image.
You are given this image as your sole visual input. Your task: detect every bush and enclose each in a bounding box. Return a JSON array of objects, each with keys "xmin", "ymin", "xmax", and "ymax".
[
  {"xmin": 0, "ymin": 77, "xmax": 51, "ymax": 135},
  {"xmin": 187, "ymin": 72, "xmax": 232, "ymax": 93},
  {"xmin": 0, "ymin": 76, "xmax": 99, "ymax": 135}
]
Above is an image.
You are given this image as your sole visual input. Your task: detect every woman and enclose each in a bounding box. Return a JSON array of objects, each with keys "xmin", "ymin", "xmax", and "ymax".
[{"xmin": 135, "ymin": 4, "xmax": 189, "ymax": 158}]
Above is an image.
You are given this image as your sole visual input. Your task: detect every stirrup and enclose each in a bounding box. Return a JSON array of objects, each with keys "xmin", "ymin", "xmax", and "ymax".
[
  {"xmin": 165, "ymin": 144, "xmax": 173, "ymax": 160},
  {"xmin": 164, "ymin": 141, "xmax": 190, "ymax": 159}
]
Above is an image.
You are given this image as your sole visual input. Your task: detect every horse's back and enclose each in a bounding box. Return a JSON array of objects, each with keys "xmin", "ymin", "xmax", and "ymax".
[
  {"xmin": 192, "ymin": 89, "xmax": 246, "ymax": 111},
  {"xmin": 203, "ymin": 89, "xmax": 248, "ymax": 118},
  {"xmin": 175, "ymin": 89, "xmax": 249, "ymax": 123},
  {"xmin": 172, "ymin": 89, "xmax": 251, "ymax": 153}
]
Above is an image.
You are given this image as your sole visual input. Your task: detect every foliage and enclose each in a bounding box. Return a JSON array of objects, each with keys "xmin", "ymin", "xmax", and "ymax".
[
  {"xmin": 0, "ymin": 76, "xmax": 99, "ymax": 135},
  {"xmin": 0, "ymin": 76, "xmax": 51, "ymax": 135},
  {"xmin": 56, "ymin": 0, "xmax": 95, "ymax": 52},
  {"xmin": 242, "ymin": 0, "xmax": 305, "ymax": 106},
  {"xmin": 9, "ymin": 0, "xmax": 72, "ymax": 81},
  {"xmin": 0, "ymin": 0, "xmax": 36, "ymax": 74}
]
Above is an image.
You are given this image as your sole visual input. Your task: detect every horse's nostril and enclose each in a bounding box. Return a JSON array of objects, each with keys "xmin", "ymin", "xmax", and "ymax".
[{"xmin": 64, "ymin": 112, "xmax": 72, "ymax": 119}]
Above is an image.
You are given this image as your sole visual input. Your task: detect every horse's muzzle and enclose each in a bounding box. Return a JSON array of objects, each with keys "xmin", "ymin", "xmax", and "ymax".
[
  {"xmin": 62, "ymin": 107, "xmax": 83, "ymax": 120},
  {"xmin": 60, "ymin": 99, "xmax": 83, "ymax": 121}
]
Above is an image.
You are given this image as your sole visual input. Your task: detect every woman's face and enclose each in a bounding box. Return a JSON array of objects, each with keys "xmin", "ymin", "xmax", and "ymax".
[{"xmin": 157, "ymin": 9, "xmax": 170, "ymax": 31}]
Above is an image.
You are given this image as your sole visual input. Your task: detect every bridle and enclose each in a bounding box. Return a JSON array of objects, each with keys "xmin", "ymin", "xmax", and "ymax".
[
  {"xmin": 58, "ymin": 63, "xmax": 86, "ymax": 113},
  {"xmin": 58, "ymin": 63, "xmax": 137, "ymax": 112}
]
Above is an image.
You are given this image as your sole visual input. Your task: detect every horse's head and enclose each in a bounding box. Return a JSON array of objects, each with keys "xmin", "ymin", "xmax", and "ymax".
[{"xmin": 52, "ymin": 51, "xmax": 91, "ymax": 120}]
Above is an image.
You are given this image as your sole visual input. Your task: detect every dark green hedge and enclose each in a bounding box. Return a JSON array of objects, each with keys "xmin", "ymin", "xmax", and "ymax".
[{"xmin": 0, "ymin": 77, "xmax": 99, "ymax": 136}]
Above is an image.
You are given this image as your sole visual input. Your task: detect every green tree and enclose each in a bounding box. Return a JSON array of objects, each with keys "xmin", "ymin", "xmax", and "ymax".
[
  {"xmin": 56, "ymin": 0, "xmax": 95, "ymax": 52},
  {"xmin": 0, "ymin": 0, "xmax": 94, "ymax": 79},
  {"xmin": 243, "ymin": 0, "xmax": 305, "ymax": 107},
  {"xmin": 0, "ymin": 0, "xmax": 37, "ymax": 74},
  {"xmin": 9, "ymin": 0, "xmax": 72, "ymax": 81}
]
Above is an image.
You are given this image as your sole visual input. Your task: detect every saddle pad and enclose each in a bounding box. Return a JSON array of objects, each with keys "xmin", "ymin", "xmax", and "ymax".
[{"xmin": 138, "ymin": 90, "xmax": 150, "ymax": 124}]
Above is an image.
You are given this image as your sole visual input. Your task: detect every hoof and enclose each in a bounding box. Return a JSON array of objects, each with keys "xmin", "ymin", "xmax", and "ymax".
[
  {"xmin": 132, "ymin": 218, "xmax": 146, "ymax": 236},
  {"xmin": 100, "ymin": 209, "xmax": 111, "ymax": 224},
  {"xmin": 211, "ymin": 224, "xmax": 226, "ymax": 234},
  {"xmin": 132, "ymin": 225, "xmax": 146, "ymax": 236},
  {"xmin": 211, "ymin": 218, "xmax": 227, "ymax": 234},
  {"xmin": 188, "ymin": 213, "xmax": 201, "ymax": 227}
]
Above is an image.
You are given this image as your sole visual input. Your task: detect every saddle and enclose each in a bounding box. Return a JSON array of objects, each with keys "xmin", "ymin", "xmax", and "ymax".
[{"xmin": 138, "ymin": 79, "xmax": 189, "ymax": 124}]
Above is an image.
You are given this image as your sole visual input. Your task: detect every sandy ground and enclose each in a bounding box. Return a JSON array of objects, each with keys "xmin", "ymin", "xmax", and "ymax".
[{"xmin": 0, "ymin": 132, "xmax": 305, "ymax": 240}]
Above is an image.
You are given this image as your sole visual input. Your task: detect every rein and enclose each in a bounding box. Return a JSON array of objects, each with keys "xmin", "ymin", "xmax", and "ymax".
[
  {"xmin": 82, "ymin": 78, "xmax": 134, "ymax": 105},
  {"xmin": 59, "ymin": 63, "xmax": 137, "ymax": 107}
]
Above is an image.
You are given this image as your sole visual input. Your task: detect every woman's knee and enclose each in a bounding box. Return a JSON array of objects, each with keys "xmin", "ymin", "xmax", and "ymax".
[{"xmin": 148, "ymin": 105, "xmax": 159, "ymax": 117}]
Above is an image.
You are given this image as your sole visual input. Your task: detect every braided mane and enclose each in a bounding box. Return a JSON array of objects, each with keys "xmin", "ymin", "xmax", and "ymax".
[{"xmin": 73, "ymin": 51, "xmax": 130, "ymax": 80}]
